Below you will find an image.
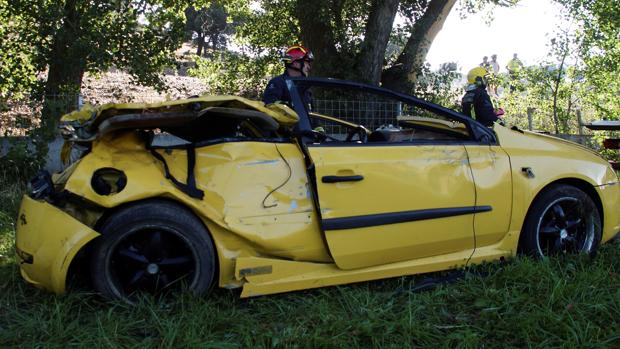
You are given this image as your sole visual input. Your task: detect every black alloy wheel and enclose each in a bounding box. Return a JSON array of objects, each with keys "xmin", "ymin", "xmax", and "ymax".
[
  {"xmin": 91, "ymin": 200, "xmax": 215, "ymax": 301},
  {"xmin": 109, "ymin": 228, "xmax": 197, "ymax": 295},
  {"xmin": 521, "ymin": 184, "xmax": 601, "ymax": 258}
]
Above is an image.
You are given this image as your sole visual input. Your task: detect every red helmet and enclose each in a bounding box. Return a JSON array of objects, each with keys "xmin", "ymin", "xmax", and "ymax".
[{"xmin": 282, "ymin": 45, "xmax": 314, "ymax": 65}]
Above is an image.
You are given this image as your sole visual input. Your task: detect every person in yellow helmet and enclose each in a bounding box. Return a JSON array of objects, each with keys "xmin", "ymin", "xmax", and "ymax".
[
  {"xmin": 506, "ymin": 53, "xmax": 523, "ymax": 75},
  {"xmin": 506, "ymin": 53, "xmax": 523, "ymax": 92},
  {"xmin": 461, "ymin": 67, "xmax": 502, "ymax": 127}
]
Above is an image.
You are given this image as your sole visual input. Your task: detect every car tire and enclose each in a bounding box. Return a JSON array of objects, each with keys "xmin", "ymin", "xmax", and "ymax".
[
  {"xmin": 520, "ymin": 184, "xmax": 601, "ymax": 258},
  {"xmin": 90, "ymin": 199, "xmax": 216, "ymax": 301}
]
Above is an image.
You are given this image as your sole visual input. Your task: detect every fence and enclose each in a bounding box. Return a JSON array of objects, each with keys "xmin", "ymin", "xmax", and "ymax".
[
  {"xmin": 312, "ymin": 99, "xmax": 404, "ymax": 136},
  {"xmin": 0, "ymin": 94, "xmax": 601, "ymax": 147}
]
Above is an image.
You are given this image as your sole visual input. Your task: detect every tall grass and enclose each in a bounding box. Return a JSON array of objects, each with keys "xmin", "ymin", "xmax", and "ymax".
[{"xmin": 1, "ymin": 173, "xmax": 619, "ymax": 348}]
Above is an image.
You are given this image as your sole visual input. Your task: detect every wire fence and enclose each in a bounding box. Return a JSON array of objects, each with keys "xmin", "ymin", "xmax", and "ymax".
[
  {"xmin": 312, "ymin": 99, "xmax": 405, "ymax": 136},
  {"xmin": 0, "ymin": 94, "xmax": 601, "ymax": 148}
]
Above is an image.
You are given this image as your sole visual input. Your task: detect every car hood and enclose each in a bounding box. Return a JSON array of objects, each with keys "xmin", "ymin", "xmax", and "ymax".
[
  {"xmin": 494, "ymin": 124, "xmax": 618, "ymax": 186},
  {"xmin": 496, "ymin": 124, "xmax": 602, "ymax": 158}
]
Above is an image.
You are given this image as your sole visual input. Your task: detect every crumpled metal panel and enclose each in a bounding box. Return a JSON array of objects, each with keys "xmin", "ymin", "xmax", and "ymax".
[
  {"xmin": 16, "ymin": 196, "xmax": 100, "ymax": 293},
  {"xmin": 60, "ymin": 96, "xmax": 299, "ymax": 141},
  {"xmin": 62, "ymin": 132, "xmax": 331, "ymax": 288}
]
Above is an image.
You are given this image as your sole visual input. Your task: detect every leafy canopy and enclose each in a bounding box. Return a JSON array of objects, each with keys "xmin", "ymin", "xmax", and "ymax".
[{"xmin": 3, "ymin": 0, "xmax": 210, "ymax": 93}]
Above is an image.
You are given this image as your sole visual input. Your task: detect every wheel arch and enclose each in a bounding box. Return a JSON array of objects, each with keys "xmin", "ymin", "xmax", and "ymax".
[
  {"xmin": 66, "ymin": 196, "xmax": 221, "ymax": 292},
  {"xmin": 518, "ymin": 177, "xmax": 604, "ymax": 251}
]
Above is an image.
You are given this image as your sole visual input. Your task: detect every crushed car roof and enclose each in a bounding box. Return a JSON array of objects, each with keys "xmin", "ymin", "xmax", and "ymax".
[{"xmin": 60, "ymin": 95, "xmax": 299, "ymax": 141}]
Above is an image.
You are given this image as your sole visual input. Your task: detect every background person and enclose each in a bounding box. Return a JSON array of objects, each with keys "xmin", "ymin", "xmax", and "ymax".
[
  {"xmin": 479, "ymin": 56, "xmax": 491, "ymax": 71},
  {"xmin": 490, "ymin": 54, "xmax": 500, "ymax": 74},
  {"xmin": 506, "ymin": 53, "xmax": 524, "ymax": 92}
]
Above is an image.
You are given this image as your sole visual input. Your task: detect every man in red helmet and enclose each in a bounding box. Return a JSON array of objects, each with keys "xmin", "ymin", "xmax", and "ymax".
[{"xmin": 262, "ymin": 45, "xmax": 314, "ymax": 108}]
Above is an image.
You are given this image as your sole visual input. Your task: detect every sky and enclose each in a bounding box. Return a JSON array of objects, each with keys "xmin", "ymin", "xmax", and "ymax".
[{"xmin": 425, "ymin": 0, "xmax": 567, "ymax": 73}]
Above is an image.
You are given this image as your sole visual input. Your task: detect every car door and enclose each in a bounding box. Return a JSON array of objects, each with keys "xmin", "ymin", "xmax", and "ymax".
[
  {"xmin": 308, "ymin": 143, "xmax": 477, "ymax": 270},
  {"xmin": 464, "ymin": 144, "xmax": 513, "ymax": 247},
  {"xmin": 285, "ymin": 78, "xmax": 506, "ymax": 270}
]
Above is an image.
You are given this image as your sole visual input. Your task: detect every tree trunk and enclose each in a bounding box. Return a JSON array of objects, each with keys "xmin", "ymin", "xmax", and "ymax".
[
  {"xmin": 196, "ymin": 33, "xmax": 205, "ymax": 56},
  {"xmin": 42, "ymin": 0, "xmax": 86, "ymax": 137},
  {"xmin": 294, "ymin": 0, "xmax": 340, "ymax": 78},
  {"xmin": 381, "ymin": 0, "xmax": 457, "ymax": 93},
  {"xmin": 552, "ymin": 52, "xmax": 567, "ymax": 134},
  {"xmin": 355, "ymin": 0, "xmax": 399, "ymax": 85}
]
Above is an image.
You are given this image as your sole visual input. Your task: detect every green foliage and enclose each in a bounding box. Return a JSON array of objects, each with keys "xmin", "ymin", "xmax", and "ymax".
[
  {"xmin": 554, "ymin": 0, "xmax": 620, "ymax": 120},
  {"xmin": 0, "ymin": 0, "xmax": 39, "ymax": 98},
  {"xmin": 2, "ymin": 0, "xmax": 210, "ymax": 97},
  {"xmin": 412, "ymin": 62, "xmax": 462, "ymax": 108},
  {"xmin": 188, "ymin": 51, "xmax": 281, "ymax": 98},
  {"xmin": 0, "ymin": 138, "xmax": 43, "ymax": 180},
  {"xmin": 228, "ymin": 0, "xmax": 299, "ymax": 56},
  {"xmin": 498, "ymin": 1, "xmax": 619, "ymax": 135},
  {"xmin": 500, "ymin": 64, "xmax": 581, "ymax": 133}
]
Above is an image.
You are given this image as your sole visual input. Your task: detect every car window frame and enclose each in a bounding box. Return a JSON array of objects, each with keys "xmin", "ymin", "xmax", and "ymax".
[{"xmin": 285, "ymin": 77, "xmax": 497, "ymax": 146}]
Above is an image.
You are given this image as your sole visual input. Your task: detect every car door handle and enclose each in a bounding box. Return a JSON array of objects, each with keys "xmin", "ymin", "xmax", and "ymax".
[{"xmin": 321, "ymin": 175, "xmax": 364, "ymax": 183}]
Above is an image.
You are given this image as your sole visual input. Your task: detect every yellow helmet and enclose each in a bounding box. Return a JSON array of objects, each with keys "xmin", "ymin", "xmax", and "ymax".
[{"xmin": 467, "ymin": 67, "xmax": 489, "ymax": 85}]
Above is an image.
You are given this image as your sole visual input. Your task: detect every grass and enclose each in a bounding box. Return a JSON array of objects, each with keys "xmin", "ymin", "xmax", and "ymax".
[{"xmin": 1, "ymin": 174, "xmax": 620, "ymax": 348}]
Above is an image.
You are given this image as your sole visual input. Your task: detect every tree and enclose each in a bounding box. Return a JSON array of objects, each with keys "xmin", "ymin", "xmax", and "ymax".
[
  {"xmin": 554, "ymin": 0, "xmax": 620, "ymax": 119},
  {"xmin": 185, "ymin": 3, "xmax": 232, "ymax": 57},
  {"xmin": 500, "ymin": 0, "xmax": 620, "ymax": 134},
  {"xmin": 4, "ymin": 0, "xmax": 209, "ymax": 129},
  {"xmin": 230, "ymin": 0, "xmax": 519, "ymax": 93},
  {"xmin": 381, "ymin": 0, "xmax": 457, "ymax": 92},
  {"xmin": 0, "ymin": 0, "xmax": 38, "ymax": 98}
]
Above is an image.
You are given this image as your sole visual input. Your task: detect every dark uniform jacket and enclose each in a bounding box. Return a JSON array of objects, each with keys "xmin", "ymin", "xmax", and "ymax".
[
  {"xmin": 262, "ymin": 72, "xmax": 312, "ymax": 110},
  {"xmin": 461, "ymin": 84, "xmax": 498, "ymax": 127}
]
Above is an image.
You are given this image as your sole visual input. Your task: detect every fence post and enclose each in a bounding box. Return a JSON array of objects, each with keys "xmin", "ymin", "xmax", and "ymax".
[{"xmin": 527, "ymin": 107, "xmax": 534, "ymax": 131}]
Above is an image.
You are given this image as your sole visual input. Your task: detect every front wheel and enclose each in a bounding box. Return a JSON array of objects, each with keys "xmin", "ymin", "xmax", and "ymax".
[
  {"xmin": 520, "ymin": 184, "xmax": 601, "ymax": 258},
  {"xmin": 90, "ymin": 200, "xmax": 216, "ymax": 301}
]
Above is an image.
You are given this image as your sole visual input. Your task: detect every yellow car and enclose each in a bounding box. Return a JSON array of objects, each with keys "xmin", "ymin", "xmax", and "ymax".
[{"xmin": 15, "ymin": 78, "xmax": 620, "ymax": 300}]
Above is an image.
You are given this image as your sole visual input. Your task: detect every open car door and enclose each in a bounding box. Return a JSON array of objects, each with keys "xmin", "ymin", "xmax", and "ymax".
[{"xmin": 292, "ymin": 80, "xmax": 489, "ymax": 270}]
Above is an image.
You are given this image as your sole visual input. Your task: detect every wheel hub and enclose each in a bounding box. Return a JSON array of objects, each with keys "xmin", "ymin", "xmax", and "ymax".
[
  {"xmin": 560, "ymin": 229, "xmax": 568, "ymax": 240},
  {"xmin": 146, "ymin": 263, "xmax": 160, "ymax": 275}
]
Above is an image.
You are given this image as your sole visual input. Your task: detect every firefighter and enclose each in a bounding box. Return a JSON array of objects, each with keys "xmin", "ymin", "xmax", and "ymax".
[
  {"xmin": 506, "ymin": 53, "xmax": 523, "ymax": 76},
  {"xmin": 262, "ymin": 45, "xmax": 314, "ymax": 108},
  {"xmin": 461, "ymin": 67, "xmax": 503, "ymax": 127},
  {"xmin": 506, "ymin": 53, "xmax": 524, "ymax": 92}
]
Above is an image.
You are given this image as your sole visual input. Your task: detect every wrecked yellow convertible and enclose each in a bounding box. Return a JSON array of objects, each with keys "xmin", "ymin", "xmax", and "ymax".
[{"xmin": 16, "ymin": 78, "xmax": 620, "ymax": 300}]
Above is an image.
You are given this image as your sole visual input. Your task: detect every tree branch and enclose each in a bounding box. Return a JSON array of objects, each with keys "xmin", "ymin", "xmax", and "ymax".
[{"xmin": 381, "ymin": 0, "xmax": 457, "ymax": 92}]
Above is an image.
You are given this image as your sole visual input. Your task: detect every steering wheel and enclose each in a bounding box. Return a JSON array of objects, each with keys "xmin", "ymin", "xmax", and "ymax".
[
  {"xmin": 308, "ymin": 130, "xmax": 342, "ymax": 142},
  {"xmin": 345, "ymin": 126, "xmax": 369, "ymax": 143}
]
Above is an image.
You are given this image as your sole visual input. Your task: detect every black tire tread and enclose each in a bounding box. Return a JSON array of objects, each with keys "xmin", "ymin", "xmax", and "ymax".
[
  {"xmin": 90, "ymin": 199, "xmax": 216, "ymax": 300},
  {"xmin": 520, "ymin": 184, "xmax": 601, "ymax": 258}
]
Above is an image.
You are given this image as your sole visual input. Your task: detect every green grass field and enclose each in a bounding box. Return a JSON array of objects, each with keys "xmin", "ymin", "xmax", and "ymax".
[{"xmin": 1, "ymin": 176, "xmax": 620, "ymax": 349}]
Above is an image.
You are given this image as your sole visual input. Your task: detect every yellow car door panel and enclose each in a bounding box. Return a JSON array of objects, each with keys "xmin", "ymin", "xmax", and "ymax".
[
  {"xmin": 309, "ymin": 144, "xmax": 478, "ymax": 270},
  {"xmin": 465, "ymin": 145, "xmax": 513, "ymax": 246}
]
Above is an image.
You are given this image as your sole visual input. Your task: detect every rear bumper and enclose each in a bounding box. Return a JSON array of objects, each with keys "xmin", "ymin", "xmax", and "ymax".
[{"xmin": 15, "ymin": 195, "xmax": 100, "ymax": 294}]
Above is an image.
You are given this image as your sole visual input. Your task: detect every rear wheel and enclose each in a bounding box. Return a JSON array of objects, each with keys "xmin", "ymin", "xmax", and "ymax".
[
  {"xmin": 520, "ymin": 184, "xmax": 601, "ymax": 258},
  {"xmin": 90, "ymin": 200, "xmax": 216, "ymax": 301}
]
